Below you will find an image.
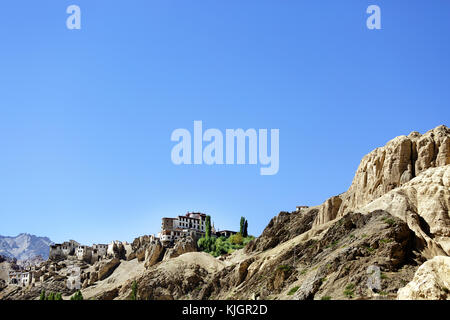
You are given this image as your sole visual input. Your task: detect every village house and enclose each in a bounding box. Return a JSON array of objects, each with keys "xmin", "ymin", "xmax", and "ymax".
[
  {"xmin": 61, "ymin": 240, "xmax": 79, "ymax": 256},
  {"xmin": 216, "ymin": 230, "xmax": 238, "ymax": 238},
  {"xmin": 8, "ymin": 270, "xmax": 32, "ymax": 287},
  {"xmin": 49, "ymin": 240, "xmax": 80, "ymax": 261},
  {"xmin": 92, "ymin": 244, "xmax": 108, "ymax": 262},
  {"xmin": 76, "ymin": 245, "xmax": 93, "ymax": 262},
  {"xmin": 49, "ymin": 240, "xmax": 108, "ymax": 264},
  {"xmin": 296, "ymin": 205, "xmax": 309, "ymax": 212}
]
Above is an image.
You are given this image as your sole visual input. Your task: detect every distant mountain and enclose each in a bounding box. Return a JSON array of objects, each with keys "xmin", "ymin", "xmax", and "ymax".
[{"xmin": 0, "ymin": 234, "xmax": 53, "ymax": 261}]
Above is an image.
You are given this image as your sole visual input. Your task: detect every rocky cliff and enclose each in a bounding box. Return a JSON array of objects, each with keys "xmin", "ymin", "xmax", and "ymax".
[{"xmin": 312, "ymin": 126, "xmax": 450, "ymax": 227}]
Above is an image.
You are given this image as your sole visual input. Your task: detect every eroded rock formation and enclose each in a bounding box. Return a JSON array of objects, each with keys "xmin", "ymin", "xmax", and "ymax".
[{"xmin": 397, "ymin": 256, "xmax": 450, "ymax": 300}]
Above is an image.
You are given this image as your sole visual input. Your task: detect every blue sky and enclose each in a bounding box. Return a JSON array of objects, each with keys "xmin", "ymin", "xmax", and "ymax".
[{"xmin": 0, "ymin": 1, "xmax": 449, "ymax": 244}]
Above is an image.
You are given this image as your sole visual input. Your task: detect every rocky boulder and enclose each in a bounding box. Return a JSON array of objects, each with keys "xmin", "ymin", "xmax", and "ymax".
[
  {"xmin": 98, "ymin": 258, "xmax": 121, "ymax": 281},
  {"xmin": 88, "ymin": 271, "xmax": 98, "ymax": 285},
  {"xmin": 245, "ymin": 209, "xmax": 317, "ymax": 253},
  {"xmin": 144, "ymin": 241, "xmax": 165, "ymax": 269},
  {"xmin": 163, "ymin": 236, "xmax": 198, "ymax": 261},
  {"xmin": 397, "ymin": 256, "xmax": 450, "ymax": 300},
  {"xmin": 360, "ymin": 165, "xmax": 450, "ymax": 256},
  {"xmin": 108, "ymin": 242, "xmax": 126, "ymax": 260}
]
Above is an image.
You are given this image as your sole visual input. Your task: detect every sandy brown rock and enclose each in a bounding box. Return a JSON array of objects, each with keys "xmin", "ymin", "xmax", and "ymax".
[
  {"xmin": 246, "ymin": 209, "xmax": 317, "ymax": 253},
  {"xmin": 360, "ymin": 165, "xmax": 450, "ymax": 257},
  {"xmin": 98, "ymin": 258, "xmax": 121, "ymax": 281},
  {"xmin": 313, "ymin": 196, "xmax": 343, "ymax": 227},
  {"xmin": 119, "ymin": 252, "xmax": 225, "ymax": 300},
  {"xmin": 311, "ymin": 126, "xmax": 450, "ymax": 257},
  {"xmin": 144, "ymin": 241, "xmax": 165, "ymax": 269},
  {"xmin": 313, "ymin": 126, "xmax": 449, "ymax": 228},
  {"xmin": 162, "ymin": 236, "xmax": 197, "ymax": 261},
  {"xmin": 397, "ymin": 256, "xmax": 450, "ymax": 300}
]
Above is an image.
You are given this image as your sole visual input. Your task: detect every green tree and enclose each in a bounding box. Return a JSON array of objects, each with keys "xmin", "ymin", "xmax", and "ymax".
[
  {"xmin": 70, "ymin": 290, "xmax": 83, "ymax": 300},
  {"xmin": 55, "ymin": 293, "xmax": 63, "ymax": 300},
  {"xmin": 240, "ymin": 217, "xmax": 245, "ymax": 235},
  {"xmin": 229, "ymin": 233, "xmax": 243, "ymax": 245},
  {"xmin": 39, "ymin": 289, "xmax": 46, "ymax": 300},
  {"xmin": 205, "ymin": 215, "xmax": 211, "ymax": 239},
  {"xmin": 131, "ymin": 280, "xmax": 138, "ymax": 300},
  {"xmin": 243, "ymin": 220, "xmax": 248, "ymax": 238},
  {"xmin": 47, "ymin": 292, "xmax": 55, "ymax": 300},
  {"xmin": 198, "ymin": 236, "xmax": 216, "ymax": 253}
]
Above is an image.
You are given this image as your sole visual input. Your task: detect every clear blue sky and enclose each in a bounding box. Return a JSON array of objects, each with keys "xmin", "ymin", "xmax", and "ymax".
[{"xmin": 0, "ymin": 1, "xmax": 449, "ymax": 244}]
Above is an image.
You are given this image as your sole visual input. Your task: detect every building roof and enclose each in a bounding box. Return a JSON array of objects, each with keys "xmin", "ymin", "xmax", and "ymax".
[{"xmin": 178, "ymin": 215, "xmax": 203, "ymax": 221}]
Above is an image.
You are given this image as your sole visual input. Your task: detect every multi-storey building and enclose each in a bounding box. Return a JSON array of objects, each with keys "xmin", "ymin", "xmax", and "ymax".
[
  {"xmin": 8, "ymin": 270, "xmax": 32, "ymax": 287},
  {"xmin": 159, "ymin": 212, "xmax": 212, "ymax": 245}
]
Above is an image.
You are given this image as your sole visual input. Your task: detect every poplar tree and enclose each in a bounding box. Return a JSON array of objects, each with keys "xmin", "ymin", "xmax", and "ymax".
[
  {"xmin": 243, "ymin": 220, "xmax": 248, "ymax": 238},
  {"xmin": 205, "ymin": 215, "xmax": 211, "ymax": 239}
]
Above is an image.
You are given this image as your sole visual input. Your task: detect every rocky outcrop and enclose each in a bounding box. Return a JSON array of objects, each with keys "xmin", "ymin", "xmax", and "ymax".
[
  {"xmin": 199, "ymin": 210, "xmax": 419, "ymax": 300},
  {"xmin": 132, "ymin": 235, "xmax": 153, "ymax": 262},
  {"xmin": 313, "ymin": 196, "xmax": 343, "ymax": 227},
  {"xmin": 245, "ymin": 209, "xmax": 317, "ymax": 253},
  {"xmin": 108, "ymin": 242, "xmax": 127, "ymax": 260},
  {"xmin": 95, "ymin": 287, "xmax": 120, "ymax": 300},
  {"xmin": 88, "ymin": 271, "xmax": 98, "ymax": 286},
  {"xmin": 309, "ymin": 126, "xmax": 450, "ymax": 258},
  {"xmin": 397, "ymin": 256, "xmax": 450, "ymax": 300},
  {"xmin": 98, "ymin": 258, "xmax": 121, "ymax": 281},
  {"xmin": 360, "ymin": 165, "xmax": 450, "ymax": 257},
  {"xmin": 312, "ymin": 126, "xmax": 449, "ymax": 228},
  {"xmin": 144, "ymin": 241, "xmax": 165, "ymax": 269},
  {"xmin": 163, "ymin": 237, "xmax": 197, "ymax": 261},
  {"xmin": 118, "ymin": 252, "xmax": 225, "ymax": 300},
  {"xmin": 340, "ymin": 125, "xmax": 449, "ymax": 215}
]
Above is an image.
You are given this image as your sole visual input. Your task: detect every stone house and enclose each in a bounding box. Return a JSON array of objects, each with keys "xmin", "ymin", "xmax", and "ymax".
[
  {"xmin": 62, "ymin": 240, "xmax": 79, "ymax": 256},
  {"xmin": 49, "ymin": 240, "xmax": 110, "ymax": 265},
  {"xmin": 216, "ymin": 230, "xmax": 238, "ymax": 238},
  {"xmin": 76, "ymin": 246, "xmax": 93, "ymax": 262},
  {"xmin": 8, "ymin": 270, "xmax": 32, "ymax": 287},
  {"xmin": 49, "ymin": 240, "xmax": 80, "ymax": 260},
  {"xmin": 93, "ymin": 244, "xmax": 108, "ymax": 257},
  {"xmin": 296, "ymin": 206, "xmax": 309, "ymax": 212},
  {"xmin": 159, "ymin": 212, "xmax": 209, "ymax": 245}
]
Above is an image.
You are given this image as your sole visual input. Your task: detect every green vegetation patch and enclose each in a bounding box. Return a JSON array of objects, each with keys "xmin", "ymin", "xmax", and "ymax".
[
  {"xmin": 287, "ymin": 286, "xmax": 300, "ymax": 295},
  {"xmin": 277, "ymin": 265, "xmax": 292, "ymax": 272},
  {"xmin": 383, "ymin": 217, "xmax": 396, "ymax": 226},
  {"xmin": 343, "ymin": 283, "xmax": 355, "ymax": 298},
  {"xmin": 70, "ymin": 290, "xmax": 83, "ymax": 301}
]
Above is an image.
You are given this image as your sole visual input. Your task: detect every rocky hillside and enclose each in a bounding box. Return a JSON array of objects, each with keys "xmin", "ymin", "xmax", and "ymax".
[
  {"xmin": 1, "ymin": 125, "xmax": 448, "ymax": 300},
  {"xmin": 0, "ymin": 234, "xmax": 53, "ymax": 261},
  {"xmin": 312, "ymin": 125, "xmax": 449, "ymax": 234}
]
